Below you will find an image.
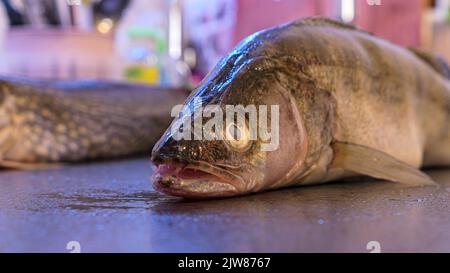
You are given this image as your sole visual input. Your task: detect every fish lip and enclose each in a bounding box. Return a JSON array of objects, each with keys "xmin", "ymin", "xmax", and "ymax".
[
  {"xmin": 152, "ymin": 174, "xmax": 240, "ymax": 199},
  {"xmin": 151, "ymin": 161, "xmax": 244, "ymax": 198}
]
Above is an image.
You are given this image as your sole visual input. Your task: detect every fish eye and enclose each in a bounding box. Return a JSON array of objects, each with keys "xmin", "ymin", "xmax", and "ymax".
[{"xmin": 224, "ymin": 122, "xmax": 251, "ymax": 152}]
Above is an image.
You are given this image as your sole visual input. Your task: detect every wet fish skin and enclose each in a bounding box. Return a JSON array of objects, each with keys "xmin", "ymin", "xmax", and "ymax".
[
  {"xmin": 151, "ymin": 17, "xmax": 450, "ymax": 198},
  {"xmin": 0, "ymin": 77, "xmax": 187, "ymax": 167}
]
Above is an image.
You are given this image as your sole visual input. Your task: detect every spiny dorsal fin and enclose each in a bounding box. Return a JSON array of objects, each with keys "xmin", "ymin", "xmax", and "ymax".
[
  {"xmin": 409, "ymin": 47, "xmax": 450, "ymax": 79},
  {"xmin": 292, "ymin": 17, "xmax": 373, "ymax": 35}
]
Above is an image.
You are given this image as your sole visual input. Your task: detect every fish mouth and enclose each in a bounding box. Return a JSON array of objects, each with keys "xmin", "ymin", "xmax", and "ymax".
[{"xmin": 151, "ymin": 161, "xmax": 244, "ymax": 199}]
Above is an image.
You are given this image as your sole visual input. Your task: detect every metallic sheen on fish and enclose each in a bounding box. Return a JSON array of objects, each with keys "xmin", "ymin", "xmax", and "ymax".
[{"xmin": 151, "ymin": 18, "xmax": 450, "ymax": 198}]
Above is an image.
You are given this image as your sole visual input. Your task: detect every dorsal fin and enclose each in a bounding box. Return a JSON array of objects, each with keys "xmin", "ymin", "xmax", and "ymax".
[
  {"xmin": 291, "ymin": 17, "xmax": 373, "ymax": 35},
  {"xmin": 408, "ymin": 47, "xmax": 450, "ymax": 79}
]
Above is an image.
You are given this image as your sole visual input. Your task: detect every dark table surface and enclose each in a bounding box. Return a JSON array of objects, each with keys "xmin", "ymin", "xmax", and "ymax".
[{"xmin": 0, "ymin": 158, "xmax": 449, "ymax": 252}]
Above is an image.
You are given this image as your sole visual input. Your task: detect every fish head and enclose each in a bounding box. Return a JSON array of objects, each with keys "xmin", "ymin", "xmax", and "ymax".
[{"xmin": 151, "ymin": 57, "xmax": 308, "ymax": 198}]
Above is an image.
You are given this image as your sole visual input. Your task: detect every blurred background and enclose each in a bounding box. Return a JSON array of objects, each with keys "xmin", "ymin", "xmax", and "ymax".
[{"xmin": 0, "ymin": 0, "xmax": 447, "ymax": 88}]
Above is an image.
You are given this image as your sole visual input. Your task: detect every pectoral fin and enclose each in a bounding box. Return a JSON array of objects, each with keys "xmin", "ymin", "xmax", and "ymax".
[{"xmin": 331, "ymin": 142, "xmax": 437, "ymax": 187}]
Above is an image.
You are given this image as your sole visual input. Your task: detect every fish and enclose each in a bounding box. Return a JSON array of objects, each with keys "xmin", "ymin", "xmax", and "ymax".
[
  {"xmin": 0, "ymin": 77, "xmax": 187, "ymax": 169},
  {"xmin": 151, "ymin": 17, "xmax": 450, "ymax": 199}
]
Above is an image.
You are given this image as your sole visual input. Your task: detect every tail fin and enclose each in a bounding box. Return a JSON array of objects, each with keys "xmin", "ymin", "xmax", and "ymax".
[{"xmin": 408, "ymin": 47, "xmax": 450, "ymax": 80}]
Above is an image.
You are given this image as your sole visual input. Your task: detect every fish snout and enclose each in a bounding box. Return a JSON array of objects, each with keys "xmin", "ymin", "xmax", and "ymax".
[{"xmin": 151, "ymin": 138, "xmax": 204, "ymax": 165}]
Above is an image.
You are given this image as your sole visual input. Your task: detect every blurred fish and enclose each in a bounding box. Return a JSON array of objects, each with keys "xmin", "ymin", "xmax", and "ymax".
[
  {"xmin": 151, "ymin": 17, "xmax": 450, "ymax": 198},
  {"xmin": 0, "ymin": 77, "xmax": 187, "ymax": 169}
]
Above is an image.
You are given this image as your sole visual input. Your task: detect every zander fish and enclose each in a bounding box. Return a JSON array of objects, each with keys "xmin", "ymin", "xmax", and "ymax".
[
  {"xmin": 151, "ymin": 18, "xmax": 450, "ymax": 198},
  {"xmin": 0, "ymin": 77, "xmax": 187, "ymax": 169}
]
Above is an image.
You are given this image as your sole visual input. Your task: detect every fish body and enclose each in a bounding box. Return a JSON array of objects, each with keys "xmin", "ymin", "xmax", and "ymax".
[
  {"xmin": 151, "ymin": 18, "xmax": 450, "ymax": 198},
  {"xmin": 0, "ymin": 77, "xmax": 187, "ymax": 167}
]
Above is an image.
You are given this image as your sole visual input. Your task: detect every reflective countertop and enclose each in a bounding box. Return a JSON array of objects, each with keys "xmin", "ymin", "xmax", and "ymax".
[{"xmin": 0, "ymin": 158, "xmax": 449, "ymax": 252}]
